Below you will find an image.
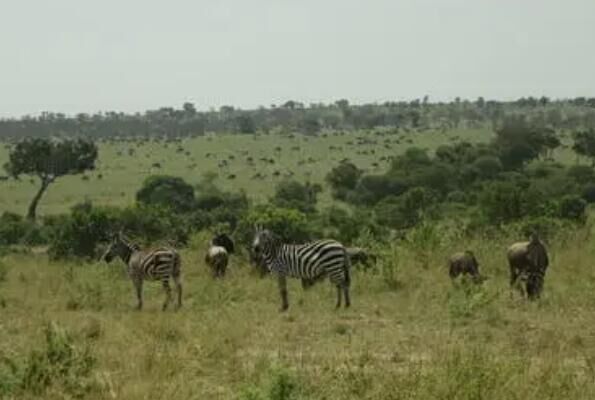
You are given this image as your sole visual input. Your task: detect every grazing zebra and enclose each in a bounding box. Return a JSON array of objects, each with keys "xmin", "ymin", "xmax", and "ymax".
[
  {"xmin": 251, "ymin": 227, "xmax": 351, "ymax": 311},
  {"xmin": 507, "ymin": 232, "xmax": 549, "ymax": 300},
  {"xmin": 102, "ymin": 232, "xmax": 182, "ymax": 311}
]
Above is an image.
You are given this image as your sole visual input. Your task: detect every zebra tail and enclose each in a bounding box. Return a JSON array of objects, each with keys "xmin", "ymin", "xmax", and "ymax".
[
  {"xmin": 343, "ymin": 249, "xmax": 351, "ymax": 287},
  {"xmin": 173, "ymin": 252, "xmax": 182, "ymax": 278}
]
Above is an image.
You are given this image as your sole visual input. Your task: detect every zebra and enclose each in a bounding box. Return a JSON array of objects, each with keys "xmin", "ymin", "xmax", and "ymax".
[
  {"xmin": 251, "ymin": 227, "xmax": 351, "ymax": 311},
  {"xmin": 102, "ymin": 232, "xmax": 182, "ymax": 311}
]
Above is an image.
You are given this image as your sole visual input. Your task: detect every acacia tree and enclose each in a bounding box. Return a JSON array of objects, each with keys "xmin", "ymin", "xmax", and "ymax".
[{"xmin": 4, "ymin": 138, "xmax": 98, "ymax": 220}]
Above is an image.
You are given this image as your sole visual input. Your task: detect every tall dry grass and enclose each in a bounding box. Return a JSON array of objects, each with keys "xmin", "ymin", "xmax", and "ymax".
[{"xmin": 2, "ymin": 225, "xmax": 595, "ymax": 399}]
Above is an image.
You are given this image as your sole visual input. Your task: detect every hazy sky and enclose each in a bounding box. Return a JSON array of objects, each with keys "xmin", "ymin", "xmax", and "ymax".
[{"xmin": 1, "ymin": 0, "xmax": 594, "ymax": 117}]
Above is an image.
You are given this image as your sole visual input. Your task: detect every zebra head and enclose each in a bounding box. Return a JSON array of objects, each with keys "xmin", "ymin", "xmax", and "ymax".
[
  {"xmin": 102, "ymin": 232, "xmax": 133, "ymax": 263},
  {"xmin": 252, "ymin": 227, "xmax": 279, "ymax": 268}
]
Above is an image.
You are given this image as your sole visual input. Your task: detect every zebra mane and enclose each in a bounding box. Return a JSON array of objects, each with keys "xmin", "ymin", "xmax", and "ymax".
[{"xmin": 119, "ymin": 233, "xmax": 141, "ymax": 251}]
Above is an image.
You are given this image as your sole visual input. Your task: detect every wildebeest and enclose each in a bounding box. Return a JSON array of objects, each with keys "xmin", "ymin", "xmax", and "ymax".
[
  {"xmin": 204, "ymin": 233, "xmax": 235, "ymax": 278},
  {"xmin": 448, "ymin": 250, "xmax": 484, "ymax": 283},
  {"xmin": 205, "ymin": 246, "xmax": 228, "ymax": 278},
  {"xmin": 507, "ymin": 233, "xmax": 549, "ymax": 300}
]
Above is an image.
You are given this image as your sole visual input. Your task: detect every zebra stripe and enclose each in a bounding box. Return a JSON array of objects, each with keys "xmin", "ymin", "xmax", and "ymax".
[
  {"xmin": 102, "ymin": 233, "xmax": 182, "ymax": 311},
  {"xmin": 252, "ymin": 229, "xmax": 351, "ymax": 311}
]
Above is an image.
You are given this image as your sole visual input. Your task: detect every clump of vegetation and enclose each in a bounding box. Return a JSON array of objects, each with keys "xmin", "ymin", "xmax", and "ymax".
[{"xmin": 0, "ymin": 322, "xmax": 98, "ymax": 398}]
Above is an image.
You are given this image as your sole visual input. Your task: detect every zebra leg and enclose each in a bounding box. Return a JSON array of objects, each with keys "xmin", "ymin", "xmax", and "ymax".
[
  {"xmin": 343, "ymin": 285, "xmax": 351, "ymax": 308},
  {"xmin": 277, "ymin": 274, "xmax": 289, "ymax": 311},
  {"xmin": 133, "ymin": 279, "xmax": 143, "ymax": 310},
  {"xmin": 509, "ymin": 265, "xmax": 519, "ymax": 299},
  {"xmin": 173, "ymin": 275, "xmax": 182, "ymax": 310},
  {"xmin": 162, "ymin": 280, "xmax": 172, "ymax": 311},
  {"xmin": 335, "ymin": 286, "xmax": 342, "ymax": 309}
]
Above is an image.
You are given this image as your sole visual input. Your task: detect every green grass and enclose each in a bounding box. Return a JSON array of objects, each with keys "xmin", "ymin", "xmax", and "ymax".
[
  {"xmin": 0, "ymin": 128, "xmax": 491, "ymax": 216},
  {"xmin": 2, "ymin": 227, "xmax": 595, "ymax": 399}
]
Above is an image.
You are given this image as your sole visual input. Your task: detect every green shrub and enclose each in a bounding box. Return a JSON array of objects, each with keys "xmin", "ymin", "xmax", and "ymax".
[
  {"xmin": 47, "ymin": 203, "xmax": 117, "ymax": 260},
  {"xmin": 558, "ymin": 195, "xmax": 587, "ymax": 222},
  {"xmin": 272, "ymin": 180, "xmax": 321, "ymax": 214},
  {"xmin": 236, "ymin": 205, "xmax": 313, "ymax": 247},
  {"xmin": 136, "ymin": 175, "xmax": 196, "ymax": 212}
]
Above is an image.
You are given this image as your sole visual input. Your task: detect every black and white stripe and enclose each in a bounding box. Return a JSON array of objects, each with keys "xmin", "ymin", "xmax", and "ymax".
[
  {"xmin": 102, "ymin": 232, "xmax": 182, "ymax": 310},
  {"xmin": 252, "ymin": 227, "xmax": 351, "ymax": 311}
]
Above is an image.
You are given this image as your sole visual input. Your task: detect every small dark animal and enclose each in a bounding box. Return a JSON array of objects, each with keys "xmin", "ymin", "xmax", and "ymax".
[{"xmin": 448, "ymin": 250, "xmax": 483, "ymax": 283}]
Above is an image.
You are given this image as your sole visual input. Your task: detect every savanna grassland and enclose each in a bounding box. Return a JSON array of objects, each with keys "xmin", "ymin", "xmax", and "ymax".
[
  {"xmin": 0, "ymin": 128, "xmax": 494, "ymax": 215},
  {"xmin": 2, "ymin": 226, "xmax": 595, "ymax": 399},
  {"xmin": 1, "ymin": 114, "xmax": 595, "ymax": 399}
]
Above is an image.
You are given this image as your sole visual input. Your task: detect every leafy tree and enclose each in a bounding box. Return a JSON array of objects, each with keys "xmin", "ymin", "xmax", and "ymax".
[
  {"xmin": 236, "ymin": 205, "xmax": 312, "ymax": 247},
  {"xmin": 326, "ymin": 161, "xmax": 362, "ymax": 200},
  {"xmin": 136, "ymin": 175, "xmax": 196, "ymax": 212},
  {"xmin": 572, "ymin": 129, "xmax": 595, "ymax": 165},
  {"xmin": 3, "ymin": 138, "xmax": 97, "ymax": 220},
  {"xmin": 272, "ymin": 180, "xmax": 321, "ymax": 213},
  {"xmin": 493, "ymin": 117, "xmax": 559, "ymax": 169},
  {"xmin": 479, "ymin": 181, "xmax": 544, "ymax": 224},
  {"xmin": 235, "ymin": 115, "xmax": 256, "ymax": 134},
  {"xmin": 472, "ymin": 156, "xmax": 503, "ymax": 180}
]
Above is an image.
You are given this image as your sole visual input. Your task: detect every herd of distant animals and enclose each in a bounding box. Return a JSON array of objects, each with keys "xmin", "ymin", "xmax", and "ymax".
[{"xmin": 101, "ymin": 228, "xmax": 549, "ymax": 311}]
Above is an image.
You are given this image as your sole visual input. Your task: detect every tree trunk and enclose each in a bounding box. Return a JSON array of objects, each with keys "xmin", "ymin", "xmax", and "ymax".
[{"xmin": 27, "ymin": 177, "xmax": 51, "ymax": 221}]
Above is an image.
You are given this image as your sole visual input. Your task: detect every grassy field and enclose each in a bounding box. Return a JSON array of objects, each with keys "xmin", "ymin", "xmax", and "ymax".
[
  {"xmin": 0, "ymin": 128, "xmax": 497, "ymax": 216},
  {"xmin": 0, "ymin": 128, "xmax": 592, "ymax": 399},
  {"xmin": 2, "ymin": 226, "xmax": 595, "ymax": 399}
]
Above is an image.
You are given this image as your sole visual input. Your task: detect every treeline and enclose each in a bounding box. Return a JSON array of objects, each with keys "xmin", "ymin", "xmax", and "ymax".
[
  {"xmin": 325, "ymin": 115, "xmax": 592, "ymax": 236},
  {"xmin": 2, "ymin": 97, "xmax": 595, "ymax": 139}
]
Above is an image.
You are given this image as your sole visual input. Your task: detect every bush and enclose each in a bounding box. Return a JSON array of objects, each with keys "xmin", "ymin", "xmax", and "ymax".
[
  {"xmin": 479, "ymin": 181, "xmax": 543, "ymax": 224},
  {"xmin": 236, "ymin": 205, "xmax": 313, "ymax": 247},
  {"xmin": 0, "ymin": 212, "xmax": 29, "ymax": 245},
  {"xmin": 0, "ymin": 322, "xmax": 98, "ymax": 398},
  {"xmin": 567, "ymin": 165, "xmax": 595, "ymax": 184},
  {"xmin": 47, "ymin": 203, "xmax": 117, "ymax": 260},
  {"xmin": 326, "ymin": 161, "xmax": 362, "ymax": 200},
  {"xmin": 582, "ymin": 183, "xmax": 595, "ymax": 203},
  {"xmin": 272, "ymin": 180, "xmax": 321, "ymax": 213},
  {"xmin": 558, "ymin": 195, "xmax": 587, "ymax": 222},
  {"xmin": 136, "ymin": 175, "xmax": 196, "ymax": 212}
]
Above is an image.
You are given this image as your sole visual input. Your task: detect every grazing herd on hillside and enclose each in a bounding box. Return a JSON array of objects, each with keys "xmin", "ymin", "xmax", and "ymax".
[{"xmin": 101, "ymin": 227, "xmax": 550, "ymax": 311}]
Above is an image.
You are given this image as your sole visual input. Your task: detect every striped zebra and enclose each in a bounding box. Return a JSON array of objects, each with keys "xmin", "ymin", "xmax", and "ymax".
[
  {"xmin": 102, "ymin": 232, "xmax": 182, "ymax": 311},
  {"xmin": 251, "ymin": 227, "xmax": 351, "ymax": 311}
]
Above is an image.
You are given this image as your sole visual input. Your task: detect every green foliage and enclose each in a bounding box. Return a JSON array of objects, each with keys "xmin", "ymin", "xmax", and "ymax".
[
  {"xmin": 582, "ymin": 184, "xmax": 595, "ymax": 203},
  {"xmin": 0, "ymin": 322, "xmax": 98, "ymax": 397},
  {"xmin": 479, "ymin": 180, "xmax": 543, "ymax": 224},
  {"xmin": 0, "ymin": 212, "xmax": 29, "ymax": 245},
  {"xmin": 272, "ymin": 180, "xmax": 321, "ymax": 213},
  {"xmin": 3, "ymin": 138, "xmax": 98, "ymax": 220},
  {"xmin": 47, "ymin": 202, "xmax": 117, "ymax": 260},
  {"xmin": 136, "ymin": 175, "xmax": 196, "ymax": 212},
  {"xmin": 572, "ymin": 129, "xmax": 595, "ymax": 164},
  {"xmin": 567, "ymin": 165, "xmax": 595, "ymax": 184},
  {"xmin": 558, "ymin": 195, "xmax": 587, "ymax": 222},
  {"xmin": 494, "ymin": 116, "xmax": 557, "ymax": 169},
  {"xmin": 326, "ymin": 161, "xmax": 362, "ymax": 200},
  {"xmin": 4, "ymin": 138, "xmax": 97, "ymax": 179},
  {"xmin": 237, "ymin": 205, "xmax": 312, "ymax": 247},
  {"xmin": 238, "ymin": 365, "xmax": 304, "ymax": 400}
]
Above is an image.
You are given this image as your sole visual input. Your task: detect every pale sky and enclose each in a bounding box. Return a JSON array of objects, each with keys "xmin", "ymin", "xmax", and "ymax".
[{"xmin": 1, "ymin": 0, "xmax": 594, "ymax": 117}]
